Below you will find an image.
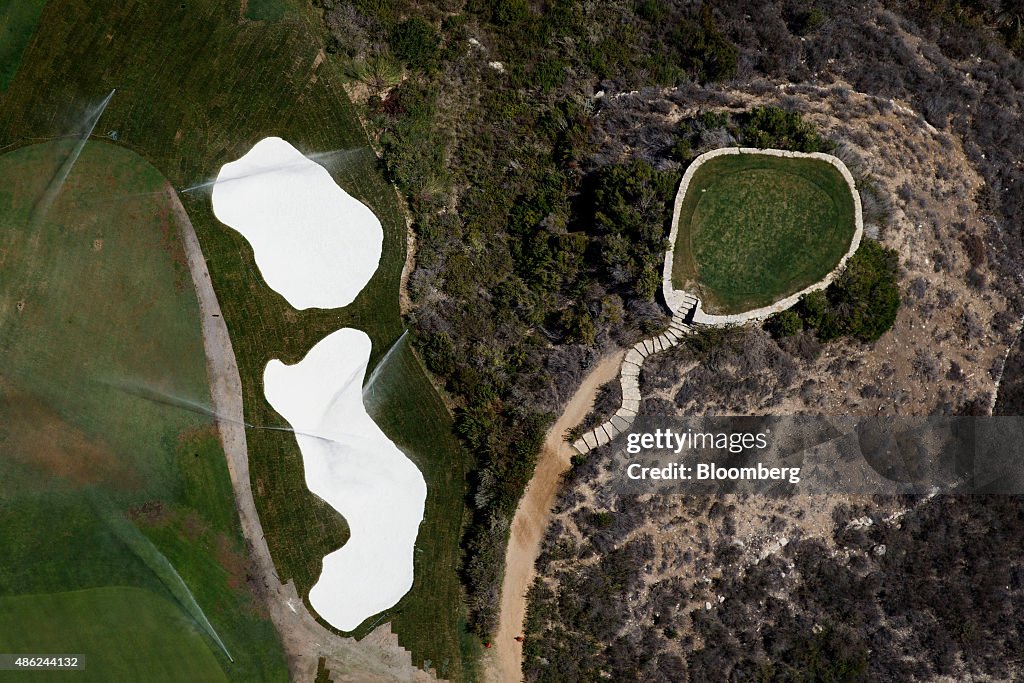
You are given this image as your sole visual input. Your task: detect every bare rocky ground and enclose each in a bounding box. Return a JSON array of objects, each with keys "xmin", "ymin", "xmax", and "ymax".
[
  {"xmin": 597, "ymin": 80, "xmax": 1014, "ymax": 417},
  {"xmin": 532, "ymin": 425, "xmax": 1024, "ymax": 680},
  {"xmin": 485, "ymin": 350, "xmax": 625, "ymax": 683},
  {"xmin": 524, "ymin": 78, "xmax": 1024, "ymax": 681}
]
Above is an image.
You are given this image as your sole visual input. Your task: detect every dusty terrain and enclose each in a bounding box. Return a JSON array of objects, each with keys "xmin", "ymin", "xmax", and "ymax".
[
  {"xmin": 601, "ymin": 80, "xmax": 1012, "ymax": 416},
  {"xmin": 484, "ymin": 349, "xmax": 625, "ymax": 683},
  {"xmin": 521, "ymin": 72, "xmax": 1021, "ymax": 680},
  {"xmin": 170, "ymin": 185, "xmax": 434, "ymax": 682},
  {"xmin": 495, "ymin": 77, "xmax": 1016, "ymax": 681}
]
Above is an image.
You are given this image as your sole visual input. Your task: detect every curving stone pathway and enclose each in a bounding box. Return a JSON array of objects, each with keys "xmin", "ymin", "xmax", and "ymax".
[
  {"xmin": 572, "ymin": 301, "xmax": 697, "ymax": 455},
  {"xmin": 573, "ymin": 147, "xmax": 863, "ymax": 455},
  {"xmin": 509, "ymin": 145, "xmax": 865, "ymax": 683}
]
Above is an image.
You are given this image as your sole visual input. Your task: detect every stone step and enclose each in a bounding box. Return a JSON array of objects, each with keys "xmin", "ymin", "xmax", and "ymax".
[
  {"xmin": 583, "ymin": 430, "xmax": 598, "ymax": 450},
  {"xmin": 611, "ymin": 415, "xmax": 632, "ymax": 432}
]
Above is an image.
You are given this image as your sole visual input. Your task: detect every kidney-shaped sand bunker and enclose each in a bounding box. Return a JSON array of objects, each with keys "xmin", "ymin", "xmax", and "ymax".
[
  {"xmin": 212, "ymin": 137, "xmax": 382, "ymax": 310},
  {"xmin": 264, "ymin": 328, "xmax": 427, "ymax": 632},
  {"xmin": 213, "ymin": 138, "xmax": 424, "ymax": 631}
]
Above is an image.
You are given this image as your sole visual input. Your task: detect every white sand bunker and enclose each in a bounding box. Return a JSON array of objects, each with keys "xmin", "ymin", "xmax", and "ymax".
[
  {"xmin": 264, "ymin": 328, "xmax": 426, "ymax": 631},
  {"xmin": 211, "ymin": 137, "xmax": 382, "ymax": 310}
]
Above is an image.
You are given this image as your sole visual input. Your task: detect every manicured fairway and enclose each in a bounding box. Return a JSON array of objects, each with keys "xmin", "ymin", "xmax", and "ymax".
[
  {"xmin": 0, "ymin": 140, "xmax": 288, "ymax": 682},
  {"xmin": 672, "ymin": 153, "xmax": 857, "ymax": 314},
  {"xmin": 0, "ymin": 141, "xmax": 207, "ymax": 491},
  {"xmin": 0, "ymin": 1, "xmax": 474, "ymax": 676},
  {"xmin": 244, "ymin": 0, "xmax": 290, "ymax": 21},
  {"xmin": 0, "ymin": 588, "xmax": 227, "ymax": 683},
  {"xmin": 0, "ymin": 0, "xmax": 47, "ymax": 90}
]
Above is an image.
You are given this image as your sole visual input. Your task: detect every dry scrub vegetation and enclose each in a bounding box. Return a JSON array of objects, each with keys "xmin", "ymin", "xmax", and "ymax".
[
  {"xmin": 527, "ymin": 73, "xmax": 1024, "ymax": 676},
  {"xmin": 315, "ymin": 0, "xmax": 1024, "ymax": 676}
]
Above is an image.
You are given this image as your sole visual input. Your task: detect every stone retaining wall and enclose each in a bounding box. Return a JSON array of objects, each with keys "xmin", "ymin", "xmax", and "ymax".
[
  {"xmin": 573, "ymin": 148, "xmax": 864, "ymax": 455},
  {"xmin": 662, "ymin": 147, "xmax": 864, "ymax": 325}
]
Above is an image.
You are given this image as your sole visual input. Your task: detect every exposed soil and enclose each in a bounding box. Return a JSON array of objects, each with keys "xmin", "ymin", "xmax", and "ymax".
[
  {"xmin": 522, "ymin": 74, "xmax": 1018, "ymax": 681},
  {"xmin": 399, "ymin": 214, "xmax": 417, "ymax": 315},
  {"xmin": 485, "ymin": 349, "xmax": 626, "ymax": 683},
  {"xmin": 608, "ymin": 80, "xmax": 1010, "ymax": 415}
]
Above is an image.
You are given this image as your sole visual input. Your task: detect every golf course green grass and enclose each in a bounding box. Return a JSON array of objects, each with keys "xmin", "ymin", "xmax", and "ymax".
[
  {"xmin": 0, "ymin": 588, "xmax": 228, "ymax": 683},
  {"xmin": 672, "ymin": 153, "xmax": 857, "ymax": 314},
  {"xmin": 0, "ymin": 0, "xmax": 47, "ymax": 90},
  {"xmin": 243, "ymin": 0, "xmax": 291, "ymax": 22},
  {"xmin": 0, "ymin": 140, "xmax": 287, "ymax": 681},
  {"xmin": 0, "ymin": 1, "xmax": 475, "ymax": 677}
]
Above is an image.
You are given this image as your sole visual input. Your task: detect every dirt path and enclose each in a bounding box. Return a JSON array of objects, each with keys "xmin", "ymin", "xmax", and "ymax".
[
  {"xmin": 168, "ymin": 185, "xmax": 434, "ymax": 682},
  {"xmin": 484, "ymin": 349, "xmax": 627, "ymax": 683}
]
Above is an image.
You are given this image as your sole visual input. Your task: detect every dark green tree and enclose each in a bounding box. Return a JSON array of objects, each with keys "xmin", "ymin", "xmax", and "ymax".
[
  {"xmin": 792, "ymin": 240, "xmax": 900, "ymax": 342},
  {"xmin": 741, "ymin": 106, "xmax": 833, "ymax": 152}
]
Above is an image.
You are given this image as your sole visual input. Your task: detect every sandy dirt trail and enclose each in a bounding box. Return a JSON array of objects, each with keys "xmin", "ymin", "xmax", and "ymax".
[
  {"xmin": 485, "ymin": 350, "xmax": 627, "ymax": 683},
  {"xmin": 169, "ymin": 185, "xmax": 433, "ymax": 682}
]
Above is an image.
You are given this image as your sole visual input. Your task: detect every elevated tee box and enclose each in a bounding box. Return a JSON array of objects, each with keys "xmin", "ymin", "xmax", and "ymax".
[{"xmin": 665, "ymin": 148, "xmax": 860, "ymax": 318}]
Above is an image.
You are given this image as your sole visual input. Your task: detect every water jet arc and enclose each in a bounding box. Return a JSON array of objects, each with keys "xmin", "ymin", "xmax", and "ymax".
[{"xmin": 30, "ymin": 89, "xmax": 116, "ymax": 225}]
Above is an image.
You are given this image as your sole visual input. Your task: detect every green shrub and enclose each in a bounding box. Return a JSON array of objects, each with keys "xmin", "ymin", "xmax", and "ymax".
[
  {"xmin": 788, "ymin": 6, "xmax": 826, "ymax": 35},
  {"xmin": 490, "ymin": 0, "xmax": 529, "ymax": 26},
  {"xmin": 533, "ymin": 57, "xmax": 568, "ymax": 93},
  {"xmin": 767, "ymin": 309, "xmax": 804, "ymax": 338},
  {"xmin": 741, "ymin": 106, "xmax": 833, "ymax": 152},
  {"xmin": 792, "ymin": 240, "xmax": 900, "ymax": 342},
  {"xmin": 592, "ymin": 160, "xmax": 676, "ymax": 300},
  {"xmin": 390, "ymin": 17, "xmax": 440, "ymax": 68},
  {"xmin": 671, "ymin": 7, "xmax": 738, "ymax": 83}
]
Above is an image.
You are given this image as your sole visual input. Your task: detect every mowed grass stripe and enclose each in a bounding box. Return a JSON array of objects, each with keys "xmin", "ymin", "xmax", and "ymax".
[
  {"xmin": 0, "ymin": 140, "xmax": 289, "ymax": 682},
  {"xmin": 672, "ymin": 153, "xmax": 856, "ymax": 314},
  {"xmin": 0, "ymin": 0, "xmax": 47, "ymax": 91},
  {"xmin": 0, "ymin": 587, "xmax": 227, "ymax": 683}
]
